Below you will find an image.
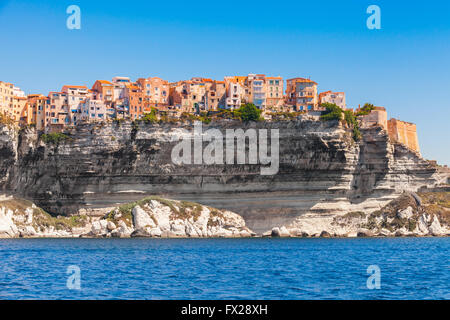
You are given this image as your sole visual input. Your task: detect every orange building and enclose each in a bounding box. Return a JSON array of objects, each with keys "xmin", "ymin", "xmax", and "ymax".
[
  {"xmin": 91, "ymin": 80, "xmax": 114, "ymax": 104},
  {"xmin": 286, "ymin": 77, "xmax": 318, "ymax": 111},
  {"xmin": 11, "ymin": 96, "xmax": 27, "ymax": 123},
  {"xmin": 136, "ymin": 77, "xmax": 169, "ymax": 111},
  {"xmin": 125, "ymin": 84, "xmax": 144, "ymax": 120},
  {"xmin": 27, "ymin": 94, "xmax": 49, "ymax": 130},
  {"xmin": 387, "ymin": 118, "xmax": 420, "ymax": 154}
]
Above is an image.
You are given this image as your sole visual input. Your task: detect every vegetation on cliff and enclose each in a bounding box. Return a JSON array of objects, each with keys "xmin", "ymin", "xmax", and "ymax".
[
  {"xmin": 320, "ymin": 103, "xmax": 361, "ymax": 141},
  {"xmin": 40, "ymin": 132, "xmax": 71, "ymax": 145},
  {"xmin": 355, "ymin": 103, "xmax": 375, "ymax": 116}
]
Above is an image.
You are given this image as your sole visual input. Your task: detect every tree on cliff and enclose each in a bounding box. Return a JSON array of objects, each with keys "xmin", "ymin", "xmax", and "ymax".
[
  {"xmin": 356, "ymin": 103, "xmax": 375, "ymax": 116},
  {"xmin": 142, "ymin": 108, "xmax": 158, "ymax": 123},
  {"xmin": 320, "ymin": 103, "xmax": 343, "ymax": 121},
  {"xmin": 236, "ymin": 103, "xmax": 262, "ymax": 122}
]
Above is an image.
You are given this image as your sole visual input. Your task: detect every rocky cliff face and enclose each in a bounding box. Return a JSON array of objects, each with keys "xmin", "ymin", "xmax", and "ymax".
[
  {"xmin": 0, "ymin": 196, "xmax": 253, "ymax": 238},
  {"xmin": 0, "ymin": 119, "xmax": 447, "ymax": 234}
]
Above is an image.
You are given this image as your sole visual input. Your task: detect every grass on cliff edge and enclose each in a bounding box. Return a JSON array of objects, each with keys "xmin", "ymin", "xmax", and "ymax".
[
  {"xmin": 0, "ymin": 198, "xmax": 87, "ymax": 231},
  {"xmin": 107, "ymin": 196, "xmax": 205, "ymax": 227}
]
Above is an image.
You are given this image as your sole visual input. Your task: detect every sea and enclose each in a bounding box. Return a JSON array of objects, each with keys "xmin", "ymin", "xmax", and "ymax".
[{"xmin": 0, "ymin": 238, "xmax": 448, "ymax": 300}]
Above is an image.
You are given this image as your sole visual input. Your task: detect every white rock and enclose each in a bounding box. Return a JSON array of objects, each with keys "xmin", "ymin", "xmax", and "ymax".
[
  {"xmin": 25, "ymin": 208, "xmax": 34, "ymax": 224},
  {"xmin": 106, "ymin": 221, "xmax": 116, "ymax": 231},
  {"xmin": 279, "ymin": 226, "xmax": 291, "ymax": 237},
  {"xmin": 132, "ymin": 205, "xmax": 156, "ymax": 230},
  {"xmin": 0, "ymin": 207, "xmax": 19, "ymax": 238},
  {"xmin": 149, "ymin": 227, "xmax": 162, "ymax": 237},
  {"xmin": 417, "ymin": 214, "xmax": 429, "ymax": 234},
  {"xmin": 398, "ymin": 206, "xmax": 414, "ymax": 219},
  {"xmin": 429, "ymin": 215, "xmax": 443, "ymax": 236}
]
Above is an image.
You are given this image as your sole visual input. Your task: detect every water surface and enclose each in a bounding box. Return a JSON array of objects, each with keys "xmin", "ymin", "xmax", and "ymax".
[{"xmin": 0, "ymin": 238, "xmax": 448, "ymax": 299}]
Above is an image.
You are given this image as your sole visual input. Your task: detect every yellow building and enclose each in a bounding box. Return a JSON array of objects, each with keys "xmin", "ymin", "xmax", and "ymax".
[
  {"xmin": 27, "ymin": 94, "xmax": 48, "ymax": 128},
  {"xmin": 10, "ymin": 96, "xmax": 28, "ymax": 123},
  {"xmin": 265, "ymin": 76, "xmax": 284, "ymax": 111},
  {"xmin": 0, "ymin": 81, "xmax": 14, "ymax": 119}
]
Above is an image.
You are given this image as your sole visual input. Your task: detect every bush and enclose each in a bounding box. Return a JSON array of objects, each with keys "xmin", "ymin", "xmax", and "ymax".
[
  {"xmin": 142, "ymin": 108, "xmax": 158, "ymax": 123},
  {"xmin": 41, "ymin": 132, "xmax": 70, "ymax": 144},
  {"xmin": 356, "ymin": 103, "xmax": 375, "ymax": 116},
  {"xmin": 236, "ymin": 103, "xmax": 262, "ymax": 122},
  {"xmin": 320, "ymin": 103, "xmax": 343, "ymax": 121},
  {"xmin": 344, "ymin": 109, "xmax": 361, "ymax": 141}
]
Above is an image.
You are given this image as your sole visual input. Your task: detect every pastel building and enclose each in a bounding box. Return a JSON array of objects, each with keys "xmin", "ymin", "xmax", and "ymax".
[
  {"xmin": 204, "ymin": 80, "xmax": 226, "ymax": 110},
  {"xmin": 169, "ymin": 81, "xmax": 191, "ymax": 112},
  {"xmin": 169, "ymin": 79, "xmax": 210, "ymax": 113},
  {"xmin": 61, "ymin": 85, "xmax": 89, "ymax": 125},
  {"xmin": 246, "ymin": 74, "xmax": 266, "ymax": 109},
  {"xmin": 81, "ymin": 99, "xmax": 107, "ymax": 122},
  {"xmin": 0, "ymin": 81, "xmax": 14, "ymax": 117},
  {"xmin": 224, "ymin": 79, "xmax": 243, "ymax": 110},
  {"xmin": 47, "ymin": 91, "xmax": 70, "ymax": 129},
  {"xmin": 27, "ymin": 94, "xmax": 49, "ymax": 130},
  {"xmin": 112, "ymin": 76, "xmax": 131, "ymax": 101},
  {"xmin": 265, "ymin": 76, "xmax": 284, "ymax": 111},
  {"xmin": 13, "ymin": 86, "xmax": 25, "ymax": 98},
  {"xmin": 136, "ymin": 77, "xmax": 169, "ymax": 111},
  {"xmin": 11, "ymin": 96, "xmax": 27, "ymax": 123},
  {"xmin": 125, "ymin": 84, "xmax": 144, "ymax": 120},
  {"xmin": 91, "ymin": 80, "xmax": 114, "ymax": 105},
  {"xmin": 319, "ymin": 91, "xmax": 346, "ymax": 109},
  {"xmin": 286, "ymin": 77, "xmax": 318, "ymax": 111}
]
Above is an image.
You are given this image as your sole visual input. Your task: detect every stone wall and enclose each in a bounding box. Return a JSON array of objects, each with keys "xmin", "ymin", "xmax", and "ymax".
[
  {"xmin": 387, "ymin": 118, "xmax": 420, "ymax": 154},
  {"xmin": 360, "ymin": 107, "xmax": 387, "ymax": 130}
]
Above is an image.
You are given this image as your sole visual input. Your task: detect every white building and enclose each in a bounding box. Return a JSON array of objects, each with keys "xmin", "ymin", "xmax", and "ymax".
[
  {"xmin": 61, "ymin": 85, "xmax": 89, "ymax": 125},
  {"xmin": 319, "ymin": 91, "xmax": 346, "ymax": 109},
  {"xmin": 13, "ymin": 86, "xmax": 25, "ymax": 97},
  {"xmin": 225, "ymin": 81, "xmax": 242, "ymax": 110},
  {"xmin": 81, "ymin": 99, "xmax": 107, "ymax": 122},
  {"xmin": 112, "ymin": 76, "xmax": 131, "ymax": 101}
]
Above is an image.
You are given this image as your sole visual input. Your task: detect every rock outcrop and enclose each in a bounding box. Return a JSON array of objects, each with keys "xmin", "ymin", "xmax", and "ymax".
[
  {"xmin": 272, "ymin": 191, "xmax": 450, "ymax": 237},
  {"xmin": 0, "ymin": 119, "xmax": 448, "ymax": 234},
  {"xmin": 0, "ymin": 196, "xmax": 254, "ymax": 238}
]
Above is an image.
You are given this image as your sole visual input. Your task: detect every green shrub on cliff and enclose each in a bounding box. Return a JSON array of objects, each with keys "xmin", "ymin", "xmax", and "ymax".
[
  {"xmin": 142, "ymin": 108, "xmax": 158, "ymax": 123},
  {"xmin": 344, "ymin": 109, "xmax": 362, "ymax": 141},
  {"xmin": 320, "ymin": 103, "xmax": 343, "ymax": 121},
  {"xmin": 236, "ymin": 103, "xmax": 262, "ymax": 122},
  {"xmin": 356, "ymin": 103, "xmax": 375, "ymax": 116},
  {"xmin": 41, "ymin": 132, "xmax": 70, "ymax": 144}
]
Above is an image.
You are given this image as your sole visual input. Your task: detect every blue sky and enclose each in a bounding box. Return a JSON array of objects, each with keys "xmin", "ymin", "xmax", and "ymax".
[{"xmin": 0, "ymin": 0, "xmax": 449, "ymax": 165}]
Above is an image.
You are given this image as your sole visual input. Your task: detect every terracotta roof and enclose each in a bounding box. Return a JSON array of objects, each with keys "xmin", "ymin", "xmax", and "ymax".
[
  {"xmin": 96, "ymin": 80, "xmax": 113, "ymax": 85},
  {"xmin": 287, "ymin": 77, "xmax": 317, "ymax": 85}
]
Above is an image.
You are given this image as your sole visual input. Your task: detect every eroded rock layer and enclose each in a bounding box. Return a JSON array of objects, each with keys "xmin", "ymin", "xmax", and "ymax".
[{"xmin": 0, "ymin": 120, "xmax": 447, "ymax": 234}]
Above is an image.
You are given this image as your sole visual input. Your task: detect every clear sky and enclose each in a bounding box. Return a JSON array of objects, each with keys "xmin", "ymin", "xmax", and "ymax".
[{"xmin": 0, "ymin": 0, "xmax": 449, "ymax": 165}]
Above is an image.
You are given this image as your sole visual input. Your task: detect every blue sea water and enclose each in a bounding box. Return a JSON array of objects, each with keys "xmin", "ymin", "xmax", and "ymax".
[{"xmin": 0, "ymin": 238, "xmax": 448, "ymax": 300}]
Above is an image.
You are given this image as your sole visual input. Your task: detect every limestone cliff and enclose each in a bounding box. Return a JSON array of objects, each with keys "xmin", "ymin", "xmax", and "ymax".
[
  {"xmin": 0, "ymin": 196, "xmax": 254, "ymax": 238},
  {"xmin": 0, "ymin": 119, "xmax": 448, "ymax": 234}
]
